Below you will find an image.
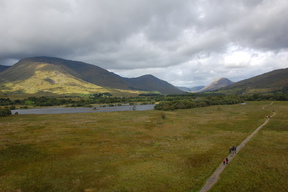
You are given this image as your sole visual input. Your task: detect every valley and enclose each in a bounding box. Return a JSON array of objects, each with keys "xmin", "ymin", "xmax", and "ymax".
[{"xmin": 0, "ymin": 101, "xmax": 287, "ymax": 191}]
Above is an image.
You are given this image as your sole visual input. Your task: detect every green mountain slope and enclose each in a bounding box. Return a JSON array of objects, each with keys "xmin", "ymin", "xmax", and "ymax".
[
  {"xmin": 125, "ymin": 75, "xmax": 185, "ymax": 94},
  {"xmin": 218, "ymin": 68, "xmax": 288, "ymax": 94},
  {"xmin": 0, "ymin": 56, "xmax": 184, "ymax": 95},
  {"xmin": 1, "ymin": 57, "xmax": 131, "ymax": 89},
  {"xmin": 0, "ymin": 62, "xmax": 118, "ymax": 95}
]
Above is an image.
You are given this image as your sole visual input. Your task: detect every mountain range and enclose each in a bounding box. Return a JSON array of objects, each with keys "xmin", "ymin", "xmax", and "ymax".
[
  {"xmin": 178, "ymin": 69, "xmax": 288, "ymax": 94},
  {"xmin": 0, "ymin": 57, "xmax": 184, "ymax": 96},
  {"xmin": 0, "ymin": 56, "xmax": 287, "ymax": 96}
]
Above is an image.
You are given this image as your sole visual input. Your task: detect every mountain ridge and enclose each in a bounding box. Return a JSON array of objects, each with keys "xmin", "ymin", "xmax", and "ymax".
[
  {"xmin": 0, "ymin": 56, "xmax": 184, "ymax": 95},
  {"xmin": 1, "ymin": 56, "xmax": 287, "ymax": 96},
  {"xmin": 218, "ymin": 68, "xmax": 288, "ymax": 94}
]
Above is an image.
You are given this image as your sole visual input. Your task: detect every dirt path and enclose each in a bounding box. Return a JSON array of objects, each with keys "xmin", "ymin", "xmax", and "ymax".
[{"xmin": 199, "ymin": 103, "xmax": 275, "ymax": 192}]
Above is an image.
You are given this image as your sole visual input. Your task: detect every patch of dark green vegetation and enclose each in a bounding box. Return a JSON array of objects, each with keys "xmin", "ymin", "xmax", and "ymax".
[
  {"xmin": 154, "ymin": 92, "xmax": 288, "ymax": 111},
  {"xmin": 0, "ymin": 92, "xmax": 287, "ymax": 114},
  {"xmin": 44, "ymin": 78, "xmax": 55, "ymax": 85},
  {"xmin": 0, "ymin": 107, "xmax": 12, "ymax": 117}
]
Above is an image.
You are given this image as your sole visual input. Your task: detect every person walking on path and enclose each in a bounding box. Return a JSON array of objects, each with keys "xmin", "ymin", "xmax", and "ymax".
[
  {"xmin": 226, "ymin": 157, "xmax": 229, "ymax": 164},
  {"xmin": 233, "ymin": 146, "xmax": 237, "ymax": 154},
  {"xmin": 199, "ymin": 102, "xmax": 276, "ymax": 192}
]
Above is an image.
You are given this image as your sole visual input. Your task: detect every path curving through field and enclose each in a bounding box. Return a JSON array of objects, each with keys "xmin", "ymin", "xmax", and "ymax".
[{"xmin": 199, "ymin": 102, "xmax": 275, "ymax": 192}]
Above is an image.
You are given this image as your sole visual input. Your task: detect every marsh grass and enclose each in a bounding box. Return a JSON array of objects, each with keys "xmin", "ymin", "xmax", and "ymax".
[
  {"xmin": 0, "ymin": 101, "xmax": 286, "ymax": 191},
  {"xmin": 210, "ymin": 101, "xmax": 288, "ymax": 192}
]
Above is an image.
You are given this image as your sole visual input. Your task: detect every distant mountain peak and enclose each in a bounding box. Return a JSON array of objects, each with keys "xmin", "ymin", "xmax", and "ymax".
[
  {"xmin": 177, "ymin": 86, "xmax": 205, "ymax": 93},
  {"xmin": 199, "ymin": 77, "xmax": 234, "ymax": 92}
]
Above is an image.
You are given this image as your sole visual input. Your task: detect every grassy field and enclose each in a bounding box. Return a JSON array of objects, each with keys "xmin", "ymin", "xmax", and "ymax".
[
  {"xmin": 0, "ymin": 101, "xmax": 287, "ymax": 192},
  {"xmin": 210, "ymin": 101, "xmax": 288, "ymax": 192}
]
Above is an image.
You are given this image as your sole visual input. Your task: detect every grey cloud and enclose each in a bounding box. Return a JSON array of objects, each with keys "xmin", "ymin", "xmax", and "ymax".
[
  {"xmin": 229, "ymin": 0, "xmax": 288, "ymax": 50},
  {"xmin": 0, "ymin": 0, "xmax": 287, "ymax": 87}
]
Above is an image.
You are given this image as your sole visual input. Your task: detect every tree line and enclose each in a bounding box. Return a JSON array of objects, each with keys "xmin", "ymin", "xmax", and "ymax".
[
  {"xmin": 154, "ymin": 95, "xmax": 243, "ymax": 110},
  {"xmin": 0, "ymin": 92, "xmax": 287, "ymax": 116},
  {"xmin": 0, "ymin": 95, "xmax": 158, "ymax": 110},
  {"xmin": 154, "ymin": 92, "xmax": 288, "ymax": 111}
]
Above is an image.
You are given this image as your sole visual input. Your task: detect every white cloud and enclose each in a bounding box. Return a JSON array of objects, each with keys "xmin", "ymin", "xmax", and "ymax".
[{"xmin": 224, "ymin": 51, "xmax": 252, "ymax": 68}]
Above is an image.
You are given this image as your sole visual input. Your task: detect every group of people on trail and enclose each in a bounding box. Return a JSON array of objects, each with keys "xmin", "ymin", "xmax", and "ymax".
[
  {"xmin": 223, "ymin": 157, "xmax": 229, "ymax": 165},
  {"xmin": 229, "ymin": 146, "xmax": 237, "ymax": 154},
  {"xmin": 223, "ymin": 146, "xmax": 237, "ymax": 165}
]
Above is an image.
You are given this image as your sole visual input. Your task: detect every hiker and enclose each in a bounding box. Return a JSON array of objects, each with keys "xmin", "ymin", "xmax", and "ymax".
[
  {"xmin": 230, "ymin": 146, "xmax": 236, "ymax": 154},
  {"xmin": 226, "ymin": 157, "xmax": 229, "ymax": 164},
  {"xmin": 233, "ymin": 146, "xmax": 237, "ymax": 154},
  {"xmin": 229, "ymin": 147, "xmax": 234, "ymax": 154},
  {"xmin": 223, "ymin": 159, "xmax": 226, "ymax": 165}
]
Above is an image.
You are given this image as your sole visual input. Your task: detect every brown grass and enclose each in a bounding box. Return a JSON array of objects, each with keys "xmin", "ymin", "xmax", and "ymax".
[
  {"xmin": 210, "ymin": 101, "xmax": 288, "ymax": 192},
  {"xmin": 0, "ymin": 101, "xmax": 286, "ymax": 192}
]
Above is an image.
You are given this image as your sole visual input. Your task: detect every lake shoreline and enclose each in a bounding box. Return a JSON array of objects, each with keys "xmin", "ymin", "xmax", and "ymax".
[{"xmin": 11, "ymin": 104, "xmax": 155, "ymax": 115}]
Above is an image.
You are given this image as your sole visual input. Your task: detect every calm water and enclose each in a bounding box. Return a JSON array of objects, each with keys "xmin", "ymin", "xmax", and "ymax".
[{"xmin": 11, "ymin": 105, "xmax": 155, "ymax": 115}]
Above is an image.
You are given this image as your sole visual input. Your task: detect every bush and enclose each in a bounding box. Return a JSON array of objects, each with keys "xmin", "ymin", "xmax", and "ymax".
[
  {"xmin": 10, "ymin": 105, "xmax": 16, "ymax": 110},
  {"xmin": 0, "ymin": 108, "xmax": 12, "ymax": 117},
  {"xmin": 161, "ymin": 112, "xmax": 166, "ymax": 119}
]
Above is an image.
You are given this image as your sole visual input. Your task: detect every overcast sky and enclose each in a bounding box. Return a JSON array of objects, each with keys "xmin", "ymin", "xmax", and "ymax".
[{"xmin": 1, "ymin": 0, "xmax": 287, "ymax": 87}]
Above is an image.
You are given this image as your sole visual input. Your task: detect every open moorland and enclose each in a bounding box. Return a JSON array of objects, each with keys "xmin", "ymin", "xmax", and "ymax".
[{"xmin": 0, "ymin": 101, "xmax": 287, "ymax": 192}]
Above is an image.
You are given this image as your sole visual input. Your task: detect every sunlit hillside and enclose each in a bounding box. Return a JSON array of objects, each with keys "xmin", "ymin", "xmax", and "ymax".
[
  {"xmin": 0, "ymin": 62, "xmax": 142, "ymax": 96},
  {"xmin": 0, "ymin": 57, "xmax": 183, "ymax": 96}
]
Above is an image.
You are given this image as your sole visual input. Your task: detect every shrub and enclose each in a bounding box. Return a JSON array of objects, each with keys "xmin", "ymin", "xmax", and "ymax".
[
  {"xmin": 10, "ymin": 105, "xmax": 16, "ymax": 110},
  {"xmin": 161, "ymin": 112, "xmax": 166, "ymax": 119},
  {"xmin": 0, "ymin": 108, "xmax": 12, "ymax": 117}
]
